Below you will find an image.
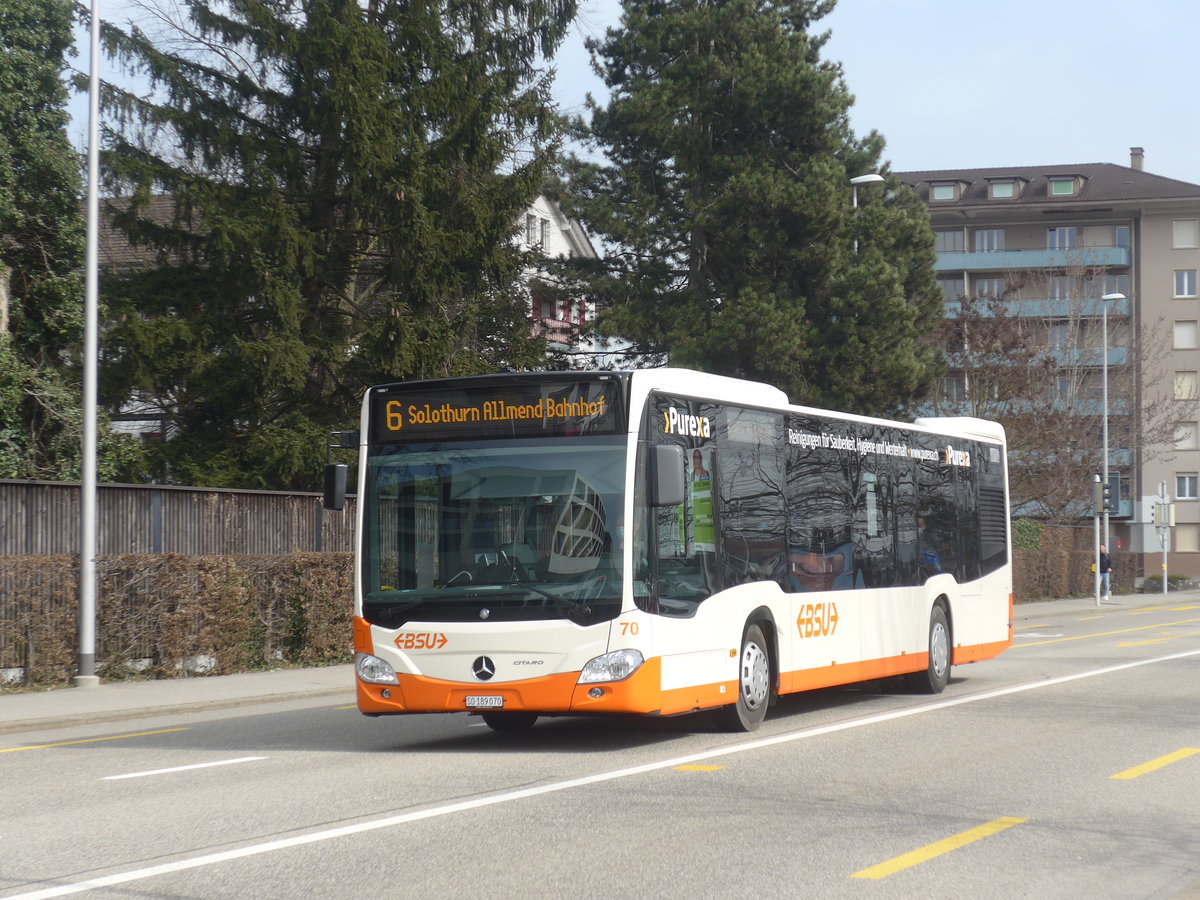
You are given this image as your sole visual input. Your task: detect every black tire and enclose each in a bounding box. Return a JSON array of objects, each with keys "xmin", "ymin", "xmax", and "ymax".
[
  {"xmin": 481, "ymin": 712, "xmax": 538, "ymax": 732},
  {"xmin": 713, "ymin": 622, "xmax": 771, "ymax": 732},
  {"xmin": 909, "ymin": 604, "xmax": 951, "ymax": 694}
]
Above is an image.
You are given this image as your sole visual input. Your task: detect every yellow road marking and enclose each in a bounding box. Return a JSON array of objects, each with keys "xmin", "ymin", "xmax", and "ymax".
[
  {"xmin": 1118, "ymin": 628, "xmax": 1200, "ymax": 648},
  {"xmin": 851, "ymin": 817, "xmax": 1027, "ymax": 880},
  {"xmin": 1, "ymin": 727, "xmax": 189, "ymax": 753},
  {"xmin": 1014, "ymin": 623, "xmax": 1051, "ymax": 631},
  {"xmin": 334, "ymin": 705, "xmax": 357, "ymax": 710},
  {"xmin": 1013, "ymin": 617, "xmax": 1200, "ymax": 648},
  {"xmin": 673, "ymin": 764, "xmax": 725, "ymax": 772},
  {"xmin": 1111, "ymin": 748, "xmax": 1200, "ymax": 780}
]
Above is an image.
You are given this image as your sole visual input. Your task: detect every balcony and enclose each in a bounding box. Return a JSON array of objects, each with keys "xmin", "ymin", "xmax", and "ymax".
[
  {"xmin": 943, "ymin": 296, "xmax": 1132, "ymax": 318},
  {"xmin": 935, "ymin": 246, "xmax": 1132, "ymax": 273}
]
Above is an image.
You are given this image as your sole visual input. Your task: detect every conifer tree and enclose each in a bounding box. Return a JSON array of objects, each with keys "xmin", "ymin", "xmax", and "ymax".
[
  {"xmin": 0, "ymin": 0, "xmax": 141, "ymax": 480},
  {"xmin": 562, "ymin": 0, "xmax": 942, "ymax": 414},
  {"xmin": 99, "ymin": 0, "xmax": 574, "ymax": 488}
]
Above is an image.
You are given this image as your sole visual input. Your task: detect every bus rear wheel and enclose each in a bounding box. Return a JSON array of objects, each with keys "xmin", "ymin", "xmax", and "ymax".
[
  {"xmin": 713, "ymin": 622, "xmax": 770, "ymax": 732},
  {"xmin": 908, "ymin": 605, "xmax": 951, "ymax": 694},
  {"xmin": 481, "ymin": 712, "xmax": 538, "ymax": 732}
]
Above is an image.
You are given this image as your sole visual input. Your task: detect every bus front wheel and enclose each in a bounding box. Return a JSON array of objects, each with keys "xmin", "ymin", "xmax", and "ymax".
[
  {"xmin": 713, "ymin": 622, "xmax": 771, "ymax": 732},
  {"xmin": 908, "ymin": 605, "xmax": 951, "ymax": 694}
]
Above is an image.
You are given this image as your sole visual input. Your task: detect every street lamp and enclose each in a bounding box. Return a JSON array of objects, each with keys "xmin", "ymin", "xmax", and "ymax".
[
  {"xmin": 1100, "ymin": 291, "xmax": 1126, "ymax": 595},
  {"xmin": 849, "ymin": 173, "xmax": 884, "ymax": 254}
]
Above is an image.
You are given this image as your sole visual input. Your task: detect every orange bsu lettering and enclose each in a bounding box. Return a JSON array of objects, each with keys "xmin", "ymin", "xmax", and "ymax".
[
  {"xmin": 394, "ymin": 632, "xmax": 448, "ymax": 651},
  {"xmin": 796, "ymin": 602, "xmax": 839, "ymax": 638}
]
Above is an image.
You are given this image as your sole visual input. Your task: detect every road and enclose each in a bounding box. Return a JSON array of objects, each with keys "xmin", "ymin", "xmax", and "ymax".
[{"xmin": 3, "ymin": 596, "xmax": 1199, "ymax": 899}]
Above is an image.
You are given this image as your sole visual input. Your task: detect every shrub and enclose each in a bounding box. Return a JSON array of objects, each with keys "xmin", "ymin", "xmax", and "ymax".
[{"xmin": 0, "ymin": 553, "xmax": 352, "ymax": 687}]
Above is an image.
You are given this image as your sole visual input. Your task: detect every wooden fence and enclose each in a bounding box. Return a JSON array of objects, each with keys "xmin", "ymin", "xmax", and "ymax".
[{"xmin": 0, "ymin": 480, "xmax": 356, "ymax": 556}]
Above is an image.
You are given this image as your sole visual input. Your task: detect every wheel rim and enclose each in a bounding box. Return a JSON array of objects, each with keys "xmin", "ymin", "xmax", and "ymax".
[
  {"xmin": 930, "ymin": 620, "xmax": 949, "ymax": 679},
  {"xmin": 740, "ymin": 640, "xmax": 770, "ymax": 710}
]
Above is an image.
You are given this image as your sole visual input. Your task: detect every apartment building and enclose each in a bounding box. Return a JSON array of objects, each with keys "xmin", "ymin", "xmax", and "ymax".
[{"xmin": 897, "ymin": 149, "xmax": 1200, "ymax": 577}]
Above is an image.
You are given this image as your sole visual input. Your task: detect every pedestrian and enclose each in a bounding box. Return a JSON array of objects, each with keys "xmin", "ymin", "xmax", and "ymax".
[{"xmin": 1098, "ymin": 543, "xmax": 1113, "ymax": 600}]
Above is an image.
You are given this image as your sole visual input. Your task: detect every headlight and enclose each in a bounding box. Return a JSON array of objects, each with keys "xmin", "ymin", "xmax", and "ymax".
[
  {"xmin": 355, "ymin": 652, "xmax": 398, "ymax": 685},
  {"xmin": 578, "ymin": 649, "xmax": 644, "ymax": 684}
]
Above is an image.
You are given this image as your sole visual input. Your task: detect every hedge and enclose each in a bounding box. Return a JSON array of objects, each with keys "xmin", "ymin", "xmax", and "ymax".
[{"xmin": 1, "ymin": 554, "xmax": 352, "ymax": 688}]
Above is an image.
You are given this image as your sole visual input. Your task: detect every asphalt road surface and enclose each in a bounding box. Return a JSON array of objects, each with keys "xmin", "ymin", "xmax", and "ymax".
[{"xmin": 3, "ymin": 596, "xmax": 1198, "ymax": 899}]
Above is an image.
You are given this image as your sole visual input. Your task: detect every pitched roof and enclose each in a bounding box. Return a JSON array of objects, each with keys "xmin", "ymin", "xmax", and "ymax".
[{"xmin": 894, "ymin": 163, "xmax": 1200, "ymax": 207}]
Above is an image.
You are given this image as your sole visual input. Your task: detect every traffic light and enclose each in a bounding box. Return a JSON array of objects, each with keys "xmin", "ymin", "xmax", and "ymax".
[{"xmin": 1102, "ymin": 483, "xmax": 1114, "ymax": 512}]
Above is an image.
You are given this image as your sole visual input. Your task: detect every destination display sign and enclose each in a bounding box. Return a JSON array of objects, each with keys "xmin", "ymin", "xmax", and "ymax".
[{"xmin": 369, "ymin": 377, "xmax": 625, "ymax": 443}]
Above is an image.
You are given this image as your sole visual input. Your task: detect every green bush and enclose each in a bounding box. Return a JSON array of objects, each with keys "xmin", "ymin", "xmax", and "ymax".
[
  {"xmin": 1011, "ymin": 518, "xmax": 1043, "ymax": 551},
  {"xmin": 0, "ymin": 553, "xmax": 352, "ymax": 688}
]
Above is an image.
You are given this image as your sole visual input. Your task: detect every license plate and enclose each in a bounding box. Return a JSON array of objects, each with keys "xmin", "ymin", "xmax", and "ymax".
[{"xmin": 465, "ymin": 695, "xmax": 504, "ymax": 709}]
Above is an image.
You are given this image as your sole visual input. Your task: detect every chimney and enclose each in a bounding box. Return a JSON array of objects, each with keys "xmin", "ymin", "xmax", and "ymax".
[{"xmin": 1130, "ymin": 147, "xmax": 1145, "ymax": 171}]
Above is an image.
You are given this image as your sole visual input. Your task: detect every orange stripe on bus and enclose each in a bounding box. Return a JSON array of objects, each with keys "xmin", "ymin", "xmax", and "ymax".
[
  {"xmin": 353, "ymin": 616, "xmax": 374, "ymax": 655},
  {"xmin": 356, "ymin": 657, "xmax": 666, "ymax": 716},
  {"xmin": 353, "ymin": 636, "xmax": 1012, "ymax": 717}
]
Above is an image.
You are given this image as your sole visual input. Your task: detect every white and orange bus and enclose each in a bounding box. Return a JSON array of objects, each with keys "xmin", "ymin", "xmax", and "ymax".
[{"xmin": 335, "ymin": 369, "xmax": 1012, "ymax": 732}]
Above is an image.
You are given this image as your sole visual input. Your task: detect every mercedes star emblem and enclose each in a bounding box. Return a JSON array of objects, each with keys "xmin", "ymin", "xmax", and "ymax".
[{"xmin": 472, "ymin": 656, "xmax": 496, "ymax": 681}]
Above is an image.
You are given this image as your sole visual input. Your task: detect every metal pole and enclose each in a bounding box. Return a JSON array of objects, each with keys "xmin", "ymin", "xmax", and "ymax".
[
  {"xmin": 1161, "ymin": 481, "xmax": 1169, "ymax": 596},
  {"xmin": 851, "ymin": 184, "xmax": 859, "ymax": 255},
  {"xmin": 1101, "ymin": 300, "xmax": 1109, "ymax": 555},
  {"xmin": 76, "ymin": 0, "xmax": 102, "ymax": 688},
  {"xmin": 1093, "ymin": 474, "xmax": 1101, "ymax": 607}
]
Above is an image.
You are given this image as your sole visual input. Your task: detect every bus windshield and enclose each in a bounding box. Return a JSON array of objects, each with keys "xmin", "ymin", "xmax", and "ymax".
[{"xmin": 362, "ymin": 437, "xmax": 627, "ymax": 627}]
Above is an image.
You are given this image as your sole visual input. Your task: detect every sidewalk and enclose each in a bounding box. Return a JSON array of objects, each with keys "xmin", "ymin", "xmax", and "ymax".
[
  {"xmin": 2, "ymin": 589, "xmax": 1195, "ymax": 736},
  {"xmin": 0, "ymin": 664, "xmax": 354, "ymax": 735}
]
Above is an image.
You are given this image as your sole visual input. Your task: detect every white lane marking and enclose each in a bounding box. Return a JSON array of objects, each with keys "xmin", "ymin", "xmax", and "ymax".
[
  {"xmin": 12, "ymin": 647, "xmax": 1200, "ymax": 900},
  {"xmin": 102, "ymin": 757, "xmax": 267, "ymax": 781},
  {"xmin": 1015, "ymin": 632, "xmax": 1065, "ymax": 639}
]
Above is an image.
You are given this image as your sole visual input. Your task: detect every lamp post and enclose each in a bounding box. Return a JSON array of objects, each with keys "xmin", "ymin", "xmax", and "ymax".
[
  {"xmin": 1099, "ymin": 291, "xmax": 1126, "ymax": 598},
  {"xmin": 850, "ymin": 173, "xmax": 884, "ymax": 254}
]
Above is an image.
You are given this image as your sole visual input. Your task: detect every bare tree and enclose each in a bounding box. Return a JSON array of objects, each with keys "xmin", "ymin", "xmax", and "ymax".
[{"xmin": 931, "ymin": 262, "xmax": 1185, "ymax": 523}]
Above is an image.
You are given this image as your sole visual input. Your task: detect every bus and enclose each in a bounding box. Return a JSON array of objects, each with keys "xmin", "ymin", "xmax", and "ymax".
[{"xmin": 333, "ymin": 369, "xmax": 1012, "ymax": 732}]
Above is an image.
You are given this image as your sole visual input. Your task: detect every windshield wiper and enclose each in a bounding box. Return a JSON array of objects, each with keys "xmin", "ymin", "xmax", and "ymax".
[
  {"xmin": 470, "ymin": 580, "xmax": 594, "ymax": 616},
  {"xmin": 365, "ymin": 598, "xmax": 437, "ymax": 626}
]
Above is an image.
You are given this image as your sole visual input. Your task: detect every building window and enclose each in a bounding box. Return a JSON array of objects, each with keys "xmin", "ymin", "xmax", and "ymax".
[
  {"xmin": 934, "ymin": 229, "xmax": 964, "ymax": 253},
  {"xmin": 974, "ymin": 229, "xmax": 1005, "ymax": 252},
  {"xmin": 940, "ymin": 375, "xmax": 966, "ymax": 403},
  {"xmin": 1049, "ymin": 276, "xmax": 1077, "ymax": 301},
  {"xmin": 1177, "ymin": 524, "xmax": 1200, "ymax": 552},
  {"xmin": 1175, "ymin": 270, "xmax": 1198, "ymax": 298},
  {"xmin": 989, "ymin": 181, "xmax": 1015, "ymax": 199},
  {"xmin": 539, "ymin": 218, "xmax": 550, "ymax": 249},
  {"xmin": 1086, "ymin": 273, "xmax": 1130, "ymax": 298},
  {"xmin": 931, "ymin": 183, "xmax": 957, "ymax": 201},
  {"xmin": 1177, "ymin": 474, "xmax": 1199, "ymax": 500},
  {"xmin": 1049, "ymin": 178, "xmax": 1076, "ymax": 196},
  {"xmin": 1114, "ymin": 226, "xmax": 1130, "ymax": 248},
  {"xmin": 938, "ymin": 277, "xmax": 964, "ymax": 302},
  {"xmin": 1047, "ymin": 227, "xmax": 1077, "ymax": 250},
  {"xmin": 975, "ymin": 278, "xmax": 1005, "ymax": 299},
  {"xmin": 1175, "ymin": 321, "xmax": 1200, "ymax": 349},
  {"xmin": 1176, "ymin": 422, "xmax": 1200, "ymax": 450},
  {"xmin": 1174, "ymin": 219, "xmax": 1199, "ymax": 249},
  {"xmin": 1176, "ymin": 371, "xmax": 1199, "ymax": 400},
  {"xmin": 525, "ymin": 214, "xmax": 538, "ymax": 247}
]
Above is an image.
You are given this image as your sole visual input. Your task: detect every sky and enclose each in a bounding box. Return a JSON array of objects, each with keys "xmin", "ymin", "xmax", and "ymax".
[
  {"xmin": 71, "ymin": 0, "xmax": 1199, "ymax": 185},
  {"xmin": 552, "ymin": 0, "xmax": 1200, "ymax": 185}
]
